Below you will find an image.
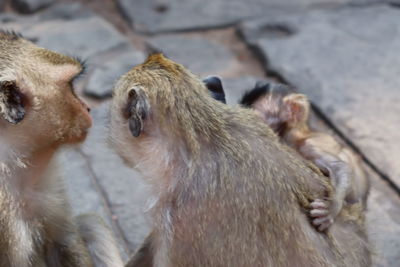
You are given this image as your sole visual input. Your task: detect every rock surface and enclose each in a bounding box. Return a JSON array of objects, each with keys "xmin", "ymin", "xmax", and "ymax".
[
  {"xmin": 22, "ymin": 16, "xmax": 127, "ymax": 59},
  {"xmin": 80, "ymin": 103, "xmax": 152, "ymax": 252},
  {"xmin": 146, "ymin": 35, "xmax": 235, "ymax": 76},
  {"xmin": 1, "ymin": 7, "xmax": 146, "ymax": 99},
  {"xmin": 38, "ymin": 2, "xmax": 94, "ymax": 21},
  {"xmin": 58, "ymin": 148, "xmax": 129, "ymax": 260},
  {"xmin": 12, "ymin": 0, "xmax": 55, "ymax": 14},
  {"xmin": 84, "ymin": 44, "xmax": 145, "ymax": 99},
  {"xmin": 240, "ymin": 5, "xmax": 400, "ymax": 188},
  {"xmin": 117, "ymin": 0, "xmax": 389, "ymax": 33}
]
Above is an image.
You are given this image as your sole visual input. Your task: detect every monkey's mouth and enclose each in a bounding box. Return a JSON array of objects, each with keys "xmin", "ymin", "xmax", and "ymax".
[
  {"xmin": 77, "ymin": 129, "xmax": 90, "ymax": 141},
  {"xmin": 67, "ymin": 128, "xmax": 90, "ymax": 144}
]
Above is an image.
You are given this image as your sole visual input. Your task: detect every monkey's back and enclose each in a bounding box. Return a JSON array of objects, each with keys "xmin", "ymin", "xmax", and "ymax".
[{"xmin": 165, "ymin": 111, "xmax": 370, "ymax": 267}]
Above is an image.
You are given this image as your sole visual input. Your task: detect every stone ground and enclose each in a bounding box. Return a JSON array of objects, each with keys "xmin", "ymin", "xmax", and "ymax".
[{"xmin": 1, "ymin": 0, "xmax": 399, "ymax": 265}]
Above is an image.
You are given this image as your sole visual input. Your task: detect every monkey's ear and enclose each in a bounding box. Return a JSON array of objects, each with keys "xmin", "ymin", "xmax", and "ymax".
[
  {"xmin": 124, "ymin": 89, "xmax": 149, "ymax": 137},
  {"xmin": 0, "ymin": 81, "xmax": 25, "ymax": 124},
  {"xmin": 203, "ymin": 76, "xmax": 226, "ymax": 104},
  {"xmin": 282, "ymin": 93, "xmax": 310, "ymax": 123}
]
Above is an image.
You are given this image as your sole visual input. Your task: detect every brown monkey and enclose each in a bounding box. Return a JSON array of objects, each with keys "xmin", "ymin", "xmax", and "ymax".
[
  {"xmin": 0, "ymin": 31, "xmax": 123, "ymax": 267},
  {"xmin": 110, "ymin": 54, "xmax": 371, "ymax": 267},
  {"xmin": 240, "ymin": 82, "xmax": 370, "ymax": 231}
]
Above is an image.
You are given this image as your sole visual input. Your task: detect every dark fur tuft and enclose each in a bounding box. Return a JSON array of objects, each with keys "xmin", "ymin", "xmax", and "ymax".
[
  {"xmin": 240, "ymin": 82, "xmax": 293, "ymax": 107},
  {"xmin": 0, "ymin": 30, "xmax": 23, "ymax": 41},
  {"xmin": 240, "ymin": 84, "xmax": 271, "ymax": 107},
  {"xmin": 73, "ymin": 56, "xmax": 87, "ymax": 75}
]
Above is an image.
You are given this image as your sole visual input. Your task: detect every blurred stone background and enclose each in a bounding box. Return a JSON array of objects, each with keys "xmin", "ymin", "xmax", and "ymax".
[{"xmin": 0, "ymin": 0, "xmax": 399, "ymax": 265}]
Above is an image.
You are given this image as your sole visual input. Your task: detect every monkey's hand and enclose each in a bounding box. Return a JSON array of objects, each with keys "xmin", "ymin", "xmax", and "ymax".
[{"xmin": 309, "ymin": 198, "xmax": 340, "ymax": 232}]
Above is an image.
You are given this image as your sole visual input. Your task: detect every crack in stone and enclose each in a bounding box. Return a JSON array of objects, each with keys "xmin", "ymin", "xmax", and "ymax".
[
  {"xmin": 76, "ymin": 148, "xmax": 132, "ymax": 255},
  {"xmin": 237, "ymin": 27, "xmax": 400, "ymax": 196}
]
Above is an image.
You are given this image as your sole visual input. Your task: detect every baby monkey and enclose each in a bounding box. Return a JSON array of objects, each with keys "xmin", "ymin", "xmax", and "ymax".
[{"xmin": 240, "ymin": 82, "xmax": 370, "ymax": 231}]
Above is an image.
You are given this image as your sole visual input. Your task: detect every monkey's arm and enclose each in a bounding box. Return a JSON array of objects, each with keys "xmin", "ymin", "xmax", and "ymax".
[
  {"xmin": 314, "ymin": 155, "xmax": 351, "ymax": 206},
  {"xmin": 300, "ymin": 143, "xmax": 352, "ymax": 231},
  {"xmin": 125, "ymin": 231, "xmax": 154, "ymax": 267}
]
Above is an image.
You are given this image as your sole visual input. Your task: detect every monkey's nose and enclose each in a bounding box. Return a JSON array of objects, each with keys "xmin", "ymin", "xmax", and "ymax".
[{"xmin": 87, "ymin": 106, "xmax": 91, "ymax": 112}]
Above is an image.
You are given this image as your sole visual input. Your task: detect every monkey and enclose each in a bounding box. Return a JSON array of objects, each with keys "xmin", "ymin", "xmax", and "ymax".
[
  {"xmin": 110, "ymin": 54, "xmax": 371, "ymax": 267},
  {"xmin": 201, "ymin": 78, "xmax": 368, "ymax": 231},
  {"xmin": 0, "ymin": 31, "xmax": 123, "ymax": 267},
  {"xmin": 240, "ymin": 82, "xmax": 370, "ymax": 231}
]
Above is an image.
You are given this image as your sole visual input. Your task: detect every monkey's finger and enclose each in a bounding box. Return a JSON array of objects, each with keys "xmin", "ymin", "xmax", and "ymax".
[
  {"xmin": 310, "ymin": 201, "xmax": 328, "ymax": 209},
  {"xmin": 310, "ymin": 209, "xmax": 330, "ymax": 217},
  {"xmin": 311, "ymin": 199, "xmax": 325, "ymax": 204},
  {"xmin": 313, "ymin": 216, "xmax": 332, "ymax": 226},
  {"xmin": 318, "ymin": 221, "xmax": 332, "ymax": 232}
]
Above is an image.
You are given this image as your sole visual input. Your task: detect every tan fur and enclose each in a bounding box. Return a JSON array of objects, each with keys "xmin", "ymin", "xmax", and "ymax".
[
  {"xmin": 111, "ymin": 54, "xmax": 371, "ymax": 267},
  {"xmin": 0, "ymin": 31, "xmax": 122, "ymax": 267}
]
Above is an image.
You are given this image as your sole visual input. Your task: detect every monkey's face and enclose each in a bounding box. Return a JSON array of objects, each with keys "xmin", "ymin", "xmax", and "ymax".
[{"xmin": 0, "ymin": 42, "xmax": 92, "ymax": 150}]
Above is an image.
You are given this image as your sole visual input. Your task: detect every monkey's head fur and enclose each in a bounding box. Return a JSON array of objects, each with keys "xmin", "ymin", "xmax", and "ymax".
[
  {"xmin": 0, "ymin": 31, "xmax": 92, "ymax": 156},
  {"xmin": 240, "ymin": 82, "xmax": 310, "ymax": 136}
]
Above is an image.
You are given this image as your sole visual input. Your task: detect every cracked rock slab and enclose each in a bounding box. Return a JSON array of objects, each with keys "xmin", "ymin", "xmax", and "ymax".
[
  {"xmin": 81, "ymin": 103, "xmax": 152, "ymax": 253},
  {"xmin": 146, "ymin": 35, "xmax": 235, "ymax": 76},
  {"xmin": 57, "ymin": 148, "xmax": 128, "ymax": 260},
  {"xmin": 12, "ymin": 0, "xmax": 55, "ymax": 14},
  {"xmin": 240, "ymin": 5, "xmax": 400, "ymax": 188},
  {"xmin": 21, "ymin": 16, "xmax": 127, "ymax": 59},
  {"xmin": 84, "ymin": 44, "xmax": 145, "ymax": 99},
  {"xmin": 37, "ymin": 2, "xmax": 94, "ymax": 21},
  {"xmin": 117, "ymin": 0, "xmax": 383, "ymax": 33},
  {"xmin": 0, "ymin": 7, "xmax": 144, "ymax": 100}
]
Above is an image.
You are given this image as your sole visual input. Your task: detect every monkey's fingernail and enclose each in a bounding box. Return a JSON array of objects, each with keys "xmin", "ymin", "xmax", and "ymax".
[
  {"xmin": 310, "ymin": 209, "xmax": 329, "ymax": 217},
  {"xmin": 310, "ymin": 202, "xmax": 327, "ymax": 209}
]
